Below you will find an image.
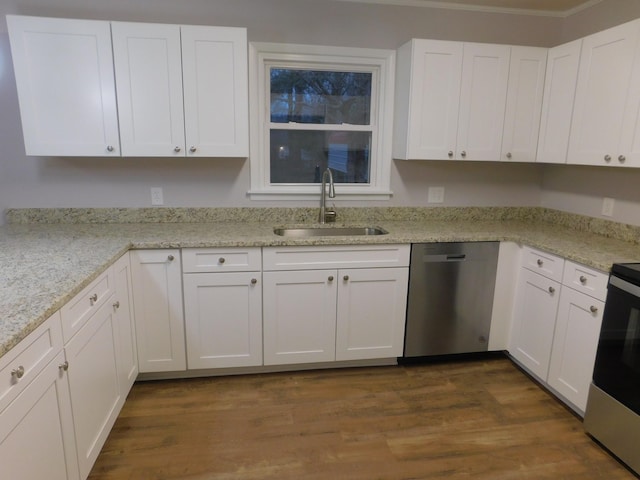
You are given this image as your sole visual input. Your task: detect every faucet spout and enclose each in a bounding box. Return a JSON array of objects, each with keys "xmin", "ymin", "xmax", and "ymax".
[{"xmin": 319, "ymin": 168, "xmax": 336, "ymax": 224}]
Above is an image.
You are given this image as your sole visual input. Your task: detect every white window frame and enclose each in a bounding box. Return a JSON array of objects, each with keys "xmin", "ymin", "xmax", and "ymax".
[{"xmin": 248, "ymin": 42, "xmax": 395, "ymax": 200}]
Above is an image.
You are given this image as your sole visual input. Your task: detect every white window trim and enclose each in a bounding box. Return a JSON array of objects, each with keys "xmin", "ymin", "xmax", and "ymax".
[{"xmin": 248, "ymin": 42, "xmax": 395, "ymax": 200}]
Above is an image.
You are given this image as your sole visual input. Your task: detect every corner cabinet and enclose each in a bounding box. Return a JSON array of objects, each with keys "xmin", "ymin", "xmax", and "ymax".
[
  {"xmin": 262, "ymin": 245, "xmax": 409, "ymax": 366},
  {"xmin": 111, "ymin": 22, "xmax": 248, "ymax": 157},
  {"xmin": 130, "ymin": 250, "xmax": 186, "ymax": 373},
  {"xmin": 6, "ymin": 15, "xmax": 120, "ymax": 156}
]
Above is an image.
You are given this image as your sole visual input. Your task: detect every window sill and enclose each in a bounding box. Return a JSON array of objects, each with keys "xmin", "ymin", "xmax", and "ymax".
[{"xmin": 247, "ymin": 189, "xmax": 393, "ymax": 201}]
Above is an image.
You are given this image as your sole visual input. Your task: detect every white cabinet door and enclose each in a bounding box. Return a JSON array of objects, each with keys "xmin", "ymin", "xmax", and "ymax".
[
  {"xmin": 456, "ymin": 43, "xmax": 510, "ymax": 161},
  {"xmin": 181, "ymin": 26, "xmax": 249, "ymax": 157},
  {"xmin": 65, "ymin": 299, "xmax": 121, "ymax": 479},
  {"xmin": 568, "ymin": 19, "xmax": 640, "ymax": 166},
  {"xmin": 0, "ymin": 351, "xmax": 79, "ymax": 480},
  {"xmin": 112, "ymin": 253, "xmax": 138, "ymax": 396},
  {"xmin": 130, "ymin": 250, "xmax": 186, "ymax": 373},
  {"xmin": 183, "ymin": 272, "xmax": 262, "ymax": 369},
  {"xmin": 6, "ymin": 15, "xmax": 120, "ymax": 156},
  {"xmin": 111, "ymin": 22, "xmax": 186, "ymax": 157},
  {"xmin": 501, "ymin": 47, "xmax": 546, "ymax": 163},
  {"xmin": 393, "ymin": 39, "xmax": 463, "ymax": 160},
  {"xmin": 536, "ymin": 39, "xmax": 582, "ymax": 164},
  {"xmin": 335, "ymin": 267, "xmax": 408, "ymax": 361},
  {"xmin": 548, "ymin": 287, "xmax": 604, "ymax": 413},
  {"xmin": 509, "ymin": 268, "xmax": 561, "ymax": 381},
  {"xmin": 263, "ymin": 270, "xmax": 337, "ymax": 365}
]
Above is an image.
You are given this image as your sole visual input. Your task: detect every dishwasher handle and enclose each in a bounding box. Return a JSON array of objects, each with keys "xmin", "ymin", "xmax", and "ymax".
[{"xmin": 422, "ymin": 253, "xmax": 467, "ymax": 262}]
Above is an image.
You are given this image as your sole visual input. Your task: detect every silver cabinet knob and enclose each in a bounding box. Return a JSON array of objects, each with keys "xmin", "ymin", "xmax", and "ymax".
[
  {"xmin": 506, "ymin": 152, "xmax": 512, "ymax": 159},
  {"xmin": 113, "ymin": 301, "xmax": 120, "ymax": 309},
  {"xmin": 537, "ymin": 259, "xmax": 543, "ymax": 267},
  {"xmin": 11, "ymin": 365, "xmax": 25, "ymax": 379},
  {"xmin": 250, "ymin": 278, "xmax": 257, "ymax": 285},
  {"xmin": 218, "ymin": 257, "xmax": 226, "ymax": 264},
  {"xmin": 343, "ymin": 275, "xmax": 349, "ymax": 281},
  {"xmin": 328, "ymin": 276, "xmax": 334, "ymax": 282},
  {"xmin": 168, "ymin": 254, "xmax": 175, "ymax": 261},
  {"xmin": 106, "ymin": 145, "xmax": 115, "ymax": 152},
  {"xmin": 604, "ymin": 154, "xmax": 612, "ymax": 162},
  {"xmin": 59, "ymin": 361, "xmax": 69, "ymax": 372},
  {"xmin": 174, "ymin": 146, "xmax": 181, "ymax": 153},
  {"xmin": 460, "ymin": 151, "xmax": 467, "ymax": 157},
  {"xmin": 579, "ymin": 275, "xmax": 587, "ymax": 284},
  {"xmin": 189, "ymin": 146, "xmax": 197, "ymax": 153},
  {"xmin": 548, "ymin": 286, "xmax": 555, "ymax": 294},
  {"xmin": 618, "ymin": 155, "xmax": 626, "ymax": 163},
  {"xmin": 448, "ymin": 151, "xmax": 454, "ymax": 157},
  {"xmin": 89, "ymin": 293, "xmax": 98, "ymax": 305},
  {"xmin": 590, "ymin": 305, "xmax": 598, "ymax": 313}
]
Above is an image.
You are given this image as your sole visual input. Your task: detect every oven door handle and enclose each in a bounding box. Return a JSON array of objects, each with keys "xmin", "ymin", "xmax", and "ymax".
[{"xmin": 610, "ymin": 275, "xmax": 640, "ymax": 297}]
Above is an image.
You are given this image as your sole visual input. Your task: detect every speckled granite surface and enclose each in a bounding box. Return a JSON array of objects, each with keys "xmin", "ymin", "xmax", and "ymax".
[{"xmin": 2, "ymin": 207, "xmax": 640, "ymax": 359}]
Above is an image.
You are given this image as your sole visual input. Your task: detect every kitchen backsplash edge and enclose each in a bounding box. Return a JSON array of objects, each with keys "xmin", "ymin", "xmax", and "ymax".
[{"xmin": 5, "ymin": 206, "xmax": 639, "ymax": 245}]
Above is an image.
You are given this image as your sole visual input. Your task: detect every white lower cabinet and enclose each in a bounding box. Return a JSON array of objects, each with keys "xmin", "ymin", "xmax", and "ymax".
[
  {"xmin": 510, "ymin": 267, "xmax": 561, "ymax": 380},
  {"xmin": 0, "ymin": 314, "xmax": 79, "ymax": 480},
  {"xmin": 130, "ymin": 249, "xmax": 186, "ymax": 373},
  {"xmin": 262, "ymin": 245, "xmax": 410, "ymax": 366},
  {"xmin": 64, "ymin": 297, "xmax": 122, "ymax": 479}
]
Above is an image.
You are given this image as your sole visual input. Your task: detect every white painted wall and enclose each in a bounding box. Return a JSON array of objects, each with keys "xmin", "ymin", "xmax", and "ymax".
[{"xmin": 0, "ymin": 0, "xmax": 639, "ymax": 227}]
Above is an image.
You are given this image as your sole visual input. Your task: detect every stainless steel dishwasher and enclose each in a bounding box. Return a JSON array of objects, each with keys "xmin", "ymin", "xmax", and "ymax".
[{"xmin": 403, "ymin": 242, "xmax": 499, "ymax": 358}]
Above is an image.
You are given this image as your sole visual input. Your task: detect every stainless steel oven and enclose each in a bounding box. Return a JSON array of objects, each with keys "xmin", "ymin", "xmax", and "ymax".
[{"xmin": 584, "ymin": 263, "xmax": 640, "ymax": 475}]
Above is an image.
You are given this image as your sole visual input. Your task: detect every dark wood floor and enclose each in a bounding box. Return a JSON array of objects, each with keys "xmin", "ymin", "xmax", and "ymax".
[{"xmin": 88, "ymin": 356, "xmax": 636, "ymax": 479}]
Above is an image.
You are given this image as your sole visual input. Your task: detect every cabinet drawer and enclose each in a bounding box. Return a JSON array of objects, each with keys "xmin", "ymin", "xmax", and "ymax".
[
  {"xmin": 182, "ymin": 247, "xmax": 261, "ymax": 273},
  {"xmin": 0, "ymin": 312, "xmax": 63, "ymax": 412},
  {"xmin": 521, "ymin": 246, "xmax": 565, "ymax": 282},
  {"xmin": 60, "ymin": 267, "xmax": 114, "ymax": 343},
  {"xmin": 263, "ymin": 244, "xmax": 410, "ymax": 271},
  {"xmin": 562, "ymin": 260, "xmax": 608, "ymax": 302}
]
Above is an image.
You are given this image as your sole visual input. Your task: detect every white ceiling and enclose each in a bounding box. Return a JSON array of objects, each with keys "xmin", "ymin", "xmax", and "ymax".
[{"xmin": 332, "ymin": 0, "xmax": 603, "ymax": 16}]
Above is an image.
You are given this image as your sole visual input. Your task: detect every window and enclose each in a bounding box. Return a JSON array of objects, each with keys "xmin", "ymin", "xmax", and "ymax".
[{"xmin": 249, "ymin": 43, "xmax": 395, "ymax": 200}]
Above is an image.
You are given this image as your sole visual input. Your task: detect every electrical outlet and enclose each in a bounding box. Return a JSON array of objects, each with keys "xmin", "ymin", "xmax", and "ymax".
[
  {"xmin": 151, "ymin": 187, "xmax": 164, "ymax": 206},
  {"xmin": 427, "ymin": 186, "xmax": 445, "ymax": 204},
  {"xmin": 602, "ymin": 197, "xmax": 614, "ymax": 217}
]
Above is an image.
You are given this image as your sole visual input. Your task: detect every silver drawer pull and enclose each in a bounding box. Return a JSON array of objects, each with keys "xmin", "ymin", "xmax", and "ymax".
[
  {"xmin": 343, "ymin": 275, "xmax": 350, "ymax": 281},
  {"xmin": 59, "ymin": 361, "xmax": 69, "ymax": 372},
  {"xmin": 11, "ymin": 365, "xmax": 25, "ymax": 379},
  {"xmin": 168, "ymin": 254, "xmax": 175, "ymax": 261},
  {"xmin": 89, "ymin": 293, "xmax": 98, "ymax": 305},
  {"xmin": 579, "ymin": 275, "xmax": 587, "ymax": 284},
  {"xmin": 113, "ymin": 301, "xmax": 120, "ymax": 309},
  {"xmin": 548, "ymin": 286, "xmax": 555, "ymax": 294},
  {"xmin": 590, "ymin": 305, "xmax": 598, "ymax": 314},
  {"xmin": 218, "ymin": 257, "xmax": 226, "ymax": 264},
  {"xmin": 537, "ymin": 259, "xmax": 543, "ymax": 267},
  {"xmin": 328, "ymin": 276, "xmax": 334, "ymax": 282},
  {"xmin": 250, "ymin": 278, "xmax": 257, "ymax": 285}
]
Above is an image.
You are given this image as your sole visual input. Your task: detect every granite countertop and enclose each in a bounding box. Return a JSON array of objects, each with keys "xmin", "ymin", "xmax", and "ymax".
[{"xmin": 2, "ymin": 206, "xmax": 640, "ymax": 359}]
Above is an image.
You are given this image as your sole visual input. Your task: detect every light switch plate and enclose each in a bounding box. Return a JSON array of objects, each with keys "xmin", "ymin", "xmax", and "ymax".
[
  {"xmin": 602, "ymin": 197, "xmax": 614, "ymax": 217},
  {"xmin": 151, "ymin": 187, "xmax": 164, "ymax": 206},
  {"xmin": 427, "ymin": 186, "xmax": 445, "ymax": 204}
]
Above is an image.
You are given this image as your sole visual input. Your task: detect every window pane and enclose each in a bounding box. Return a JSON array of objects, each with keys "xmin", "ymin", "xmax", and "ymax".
[
  {"xmin": 270, "ymin": 69, "xmax": 372, "ymax": 125},
  {"xmin": 270, "ymin": 130, "xmax": 371, "ymax": 184}
]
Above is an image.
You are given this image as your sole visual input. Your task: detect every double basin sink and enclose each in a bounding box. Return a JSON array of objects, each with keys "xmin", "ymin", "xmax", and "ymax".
[{"xmin": 273, "ymin": 226, "xmax": 388, "ymax": 238}]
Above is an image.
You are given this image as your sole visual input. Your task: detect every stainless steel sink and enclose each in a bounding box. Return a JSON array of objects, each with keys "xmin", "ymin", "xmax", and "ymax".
[{"xmin": 273, "ymin": 226, "xmax": 388, "ymax": 237}]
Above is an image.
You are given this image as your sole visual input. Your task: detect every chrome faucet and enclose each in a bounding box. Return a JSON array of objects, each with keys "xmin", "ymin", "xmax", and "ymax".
[{"xmin": 319, "ymin": 168, "xmax": 336, "ymax": 224}]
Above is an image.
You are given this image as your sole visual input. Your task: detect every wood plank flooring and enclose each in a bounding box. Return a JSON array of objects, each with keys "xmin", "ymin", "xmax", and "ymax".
[{"xmin": 88, "ymin": 356, "xmax": 636, "ymax": 479}]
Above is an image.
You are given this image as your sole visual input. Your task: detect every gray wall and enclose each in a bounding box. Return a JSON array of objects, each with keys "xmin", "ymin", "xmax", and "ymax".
[{"xmin": 0, "ymin": 0, "xmax": 639, "ymax": 226}]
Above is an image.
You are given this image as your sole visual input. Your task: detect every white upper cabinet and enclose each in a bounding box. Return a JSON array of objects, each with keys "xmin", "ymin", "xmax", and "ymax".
[
  {"xmin": 393, "ymin": 39, "xmax": 510, "ymax": 161},
  {"xmin": 7, "ymin": 15, "xmax": 120, "ymax": 156},
  {"xmin": 111, "ymin": 22, "xmax": 186, "ymax": 157},
  {"xmin": 393, "ymin": 39, "xmax": 463, "ymax": 160},
  {"xmin": 181, "ymin": 26, "xmax": 249, "ymax": 157},
  {"xmin": 501, "ymin": 47, "xmax": 547, "ymax": 163},
  {"xmin": 568, "ymin": 19, "xmax": 640, "ymax": 167},
  {"xmin": 536, "ymin": 39, "xmax": 582, "ymax": 164},
  {"xmin": 456, "ymin": 43, "xmax": 510, "ymax": 161}
]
